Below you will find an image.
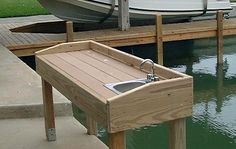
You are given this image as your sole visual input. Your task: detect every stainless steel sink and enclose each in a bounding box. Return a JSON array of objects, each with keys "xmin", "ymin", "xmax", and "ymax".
[{"xmin": 104, "ymin": 79, "xmax": 147, "ymax": 94}]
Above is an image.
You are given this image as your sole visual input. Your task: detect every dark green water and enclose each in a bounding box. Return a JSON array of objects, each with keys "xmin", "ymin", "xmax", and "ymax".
[{"xmin": 72, "ymin": 36, "xmax": 236, "ymax": 149}]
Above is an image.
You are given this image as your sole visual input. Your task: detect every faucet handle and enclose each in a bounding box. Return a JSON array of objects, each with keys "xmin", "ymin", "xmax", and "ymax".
[
  {"xmin": 146, "ymin": 74, "xmax": 159, "ymax": 83},
  {"xmin": 146, "ymin": 74, "xmax": 153, "ymax": 83},
  {"xmin": 152, "ymin": 76, "xmax": 159, "ymax": 81}
]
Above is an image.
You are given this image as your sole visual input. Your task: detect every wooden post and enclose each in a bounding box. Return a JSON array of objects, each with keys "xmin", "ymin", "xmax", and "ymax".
[
  {"xmin": 156, "ymin": 15, "xmax": 163, "ymax": 65},
  {"xmin": 169, "ymin": 118, "xmax": 186, "ymax": 149},
  {"xmin": 66, "ymin": 21, "xmax": 74, "ymax": 42},
  {"xmin": 118, "ymin": 0, "xmax": 130, "ymax": 31},
  {"xmin": 217, "ymin": 11, "xmax": 224, "ymax": 64},
  {"xmin": 109, "ymin": 131, "xmax": 126, "ymax": 149},
  {"xmin": 42, "ymin": 79, "xmax": 56, "ymax": 141},
  {"xmin": 86, "ymin": 114, "xmax": 97, "ymax": 135}
]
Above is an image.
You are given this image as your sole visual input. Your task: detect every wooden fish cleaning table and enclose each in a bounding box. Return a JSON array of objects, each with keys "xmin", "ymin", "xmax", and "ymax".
[{"xmin": 36, "ymin": 40, "xmax": 193, "ymax": 149}]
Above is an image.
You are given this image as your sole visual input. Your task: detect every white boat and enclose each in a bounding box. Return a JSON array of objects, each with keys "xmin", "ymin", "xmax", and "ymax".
[{"xmin": 38, "ymin": 0, "xmax": 232, "ymax": 23}]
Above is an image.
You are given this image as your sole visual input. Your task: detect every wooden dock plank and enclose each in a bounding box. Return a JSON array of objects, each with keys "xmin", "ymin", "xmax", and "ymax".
[
  {"xmin": 1, "ymin": 18, "xmax": 236, "ymax": 56},
  {"xmin": 18, "ymin": 33, "xmax": 36, "ymax": 44},
  {"xmin": 0, "ymin": 32, "xmax": 12, "ymax": 46},
  {"xmin": 25, "ymin": 33, "xmax": 47, "ymax": 43},
  {"xmin": 0, "ymin": 26, "xmax": 23, "ymax": 46},
  {"xmin": 4, "ymin": 24, "xmax": 30, "ymax": 45},
  {"xmin": 6, "ymin": 24, "xmax": 31, "ymax": 45},
  {"xmin": 6, "ymin": 33, "xmax": 26, "ymax": 46}
]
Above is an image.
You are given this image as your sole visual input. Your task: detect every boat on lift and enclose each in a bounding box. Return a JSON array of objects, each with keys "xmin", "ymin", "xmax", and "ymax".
[{"xmin": 37, "ymin": 0, "xmax": 232, "ymax": 23}]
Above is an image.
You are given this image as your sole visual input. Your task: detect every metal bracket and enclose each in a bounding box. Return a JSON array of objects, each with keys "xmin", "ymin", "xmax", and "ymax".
[{"xmin": 47, "ymin": 128, "xmax": 56, "ymax": 141}]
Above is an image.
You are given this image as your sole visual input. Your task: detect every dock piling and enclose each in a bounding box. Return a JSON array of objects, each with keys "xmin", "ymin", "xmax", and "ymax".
[
  {"xmin": 66, "ymin": 21, "xmax": 74, "ymax": 42},
  {"xmin": 118, "ymin": 0, "xmax": 130, "ymax": 31},
  {"xmin": 156, "ymin": 15, "xmax": 164, "ymax": 65},
  {"xmin": 217, "ymin": 11, "xmax": 224, "ymax": 64}
]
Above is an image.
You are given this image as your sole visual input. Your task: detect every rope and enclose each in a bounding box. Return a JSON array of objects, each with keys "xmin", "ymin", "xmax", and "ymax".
[
  {"xmin": 192, "ymin": 0, "xmax": 208, "ymax": 17},
  {"xmin": 202, "ymin": 0, "xmax": 208, "ymax": 16},
  {"xmin": 99, "ymin": 0, "xmax": 116, "ymax": 23}
]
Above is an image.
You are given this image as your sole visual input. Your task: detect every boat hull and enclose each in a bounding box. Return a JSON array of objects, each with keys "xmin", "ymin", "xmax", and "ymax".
[{"xmin": 38, "ymin": 0, "xmax": 232, "ymax": 23}]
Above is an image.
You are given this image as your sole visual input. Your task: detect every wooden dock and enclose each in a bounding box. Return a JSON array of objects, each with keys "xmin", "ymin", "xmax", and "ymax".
[{"xmin": 1, "ymin": 17, "xmax": 236, "ymax": 57}]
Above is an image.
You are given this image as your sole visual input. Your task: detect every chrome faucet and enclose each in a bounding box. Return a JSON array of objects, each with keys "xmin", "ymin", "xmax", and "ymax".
[{"xmin": 139, "ymin": 59, "xmax": 159, "ymax": 83}]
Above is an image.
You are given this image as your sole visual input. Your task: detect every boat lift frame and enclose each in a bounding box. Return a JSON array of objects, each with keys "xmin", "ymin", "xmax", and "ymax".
[
  {"xmin": 118, "ymin": 0, "xmax": 130, "ymax": 31},
  {"xmin": 117, "ymin": 0, "xmax": 209, "ymax": 31}
]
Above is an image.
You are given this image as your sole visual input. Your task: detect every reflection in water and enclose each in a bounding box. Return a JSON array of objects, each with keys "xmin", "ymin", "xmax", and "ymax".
[
  {"xmin": 170, "ymin": 39, "xmax": 236, "ymax": 148},
  {"xmin": 190, "ymin": 55, "xmax": 236, "ymax": 145},
  {"xmin": 124, "ymin": 38, "xmax": 236, "ymax": 149}
]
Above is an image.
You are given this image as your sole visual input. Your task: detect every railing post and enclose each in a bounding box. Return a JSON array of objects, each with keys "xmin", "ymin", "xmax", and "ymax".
[
  {"xmin": 169, "ymin": 118, "xmax": 186, "ymax": 149},
  {"xmin": 109, "ymin": 131, "xmax": 126, "ymax": 149},
  {"xmin": 156, "ymin": 15, "xmax": 163, "ymax": 65},
  {"xmin": 217, "ymin": 10, "xmax": 224, "ymax": 64},
  {"xmin": 118, "ymin": 0, "xmax": 130, "ymax": 31},
  {"xmin": 66, "ymin": 21, "xmax": 74, "ymax": 42}
]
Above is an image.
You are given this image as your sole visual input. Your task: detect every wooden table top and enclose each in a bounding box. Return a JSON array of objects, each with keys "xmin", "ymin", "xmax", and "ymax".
[{"xmin": 37, "ymin": 49, "xmax": 147, "ymax": 103}]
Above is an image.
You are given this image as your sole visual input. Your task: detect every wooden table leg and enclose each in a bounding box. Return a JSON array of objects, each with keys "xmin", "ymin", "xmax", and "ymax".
[
  {"xmin": 86, "ymin": 114, "xmax": 97, "ymax": 135},
  {"xmin": 42, "ymin": 78, "xmax": 56, "ymax": 141},
  {"xmin": 109, "ymin": 131, "xmax": 126, "ymax": 149},
  {"xmin": 169, "ymin": 118, "xmax": 186, "ymax": 149}
]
